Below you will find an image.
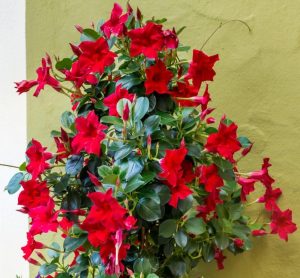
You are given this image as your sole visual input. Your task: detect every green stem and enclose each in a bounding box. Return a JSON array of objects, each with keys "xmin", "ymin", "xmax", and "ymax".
[{"xmin": 0, "ymin": 163, "xmax": 19, "ymax": 169}]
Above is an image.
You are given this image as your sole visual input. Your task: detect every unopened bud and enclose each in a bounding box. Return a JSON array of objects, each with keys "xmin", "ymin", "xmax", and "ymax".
[
  {"xmin": 74, "ymin": 24, "xmax": 83, "ymax": 33},
  {"xmin": 28, "ymin": 258, "xmax": 41, "ymax": 266},
  {"xmin": 136, "ymin": 7, "xmax": 143, "ymax": 22},
  {"xmin": 122, "ymin": 103, "xmax": 130, "ymax": 121}
]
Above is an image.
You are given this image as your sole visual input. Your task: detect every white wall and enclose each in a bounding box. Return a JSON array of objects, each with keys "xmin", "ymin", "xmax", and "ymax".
[{"xmin": 0, "ymin": 1, "xmax": 28, "ymax": 277}]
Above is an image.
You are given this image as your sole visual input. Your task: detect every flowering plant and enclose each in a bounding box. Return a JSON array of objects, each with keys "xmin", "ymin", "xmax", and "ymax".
[{"xmin": 7, "ymin": 2, "xmax": 296, "ymax": 278}]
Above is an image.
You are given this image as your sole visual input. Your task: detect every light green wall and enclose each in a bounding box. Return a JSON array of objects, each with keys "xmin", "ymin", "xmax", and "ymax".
[{"xmin": 27, "ymin": 1, "xmax": 300, "ymax": 277}]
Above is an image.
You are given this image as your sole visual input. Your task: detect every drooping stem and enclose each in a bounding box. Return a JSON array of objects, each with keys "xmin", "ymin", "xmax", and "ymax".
[{"xmin": 200, "ymin": 19, "xmax": 251, "ymax": 50}]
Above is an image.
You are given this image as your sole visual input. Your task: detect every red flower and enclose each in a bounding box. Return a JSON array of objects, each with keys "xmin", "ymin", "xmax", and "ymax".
[
  {"xmin": 205, "ymin": 120, "xmax": 241, "ymax": 162},
  {"xmin": 103, "ymin": 85, "xmax": 134, "ymax": 116},
  {"xmin": 100, "ymin": 230, "xmax": 130, "ymax": 275},
  {"xmin": 64, "ymin": 60, "xmax": 98, "ymax": 88},
  {"xmin": 15, "ymin": 80, "xmax": 38, "ymax": 94},
  {"xmin": 72, "ymin": 110, "xmax": 107, "ymax": 156},
  {"xmin": 186, "ymin": 50, "xmax": 219, "ymax": 89},
  {"xmin": 168, "ymin": 179, "xmax": 193, "ymax": 208},
  {"xmin": 28, "ymin": 199, "xmax": 59, "ymax": 235},
  {"xmin": 159, "ymin": 141, "xmax": 188, "ymax": 187},
  {"xmin": 163, "ymin": 28, "xmax": 179, "ymax": 49},
  {"xmin": 101, "ymin": 3, "xmax": 128, "ymax": 38},
  {"xmin": 172, "ymin": 80, "xmax": 199, "ymax": 106},
  {"xmin": 81, "ymin": 189, "xmax": 134, "ymax": 247},
  {"xmin": 145, "ymin": 60, "xmax": 173, "ymax": 94},
  {"xmin": 214, "ymin": 248, "xmax": 226, "ymax": 270},
  {"xmin": 233, "ymin": 238, "xmax": 244, "ymax": 249},
  {"xmin": 18, "ymin": 180, "xmax": 50, "ymax": 211},
  {"xmin": 26, "ymin": 139, "xmax": 52, "ymax": 179},
  {"xmin": 249, "ymin": 158, "xmax": 275, "ymax": 188},
  {"xmin": 237, "ymin": 177, "xmax": 256, "ymax": 201},
  {"xmin": 258, "ymin": 187, "xmax": 282, "ymax": 211},
  {"xmin": 21, "ymin": 232, "xmax": 44, "ymax": 260},
  {"xmin": 159, "ymin": 142, "xmax": 193, "ymax": 207},
  {"xmin": 15, "ymin": 57, "xmax": 61, "ymax": 97},
  {"xmin": 81, "ymin": 190, "xmax": 135, "ymax": 274},
  {"xmin": 270, "ymin": 208, "xmax": 297, "ymax": 241},
  {"xmin": 128, "ymin": 22, "xmax": 164, "ymax": 58},
  {"xmin": 198, "ymin": 164, "xmax": 224, "ymax": 193},
  {"xmin": 78, "ymin": 37, "xmax": 116, "ymax": 74}
]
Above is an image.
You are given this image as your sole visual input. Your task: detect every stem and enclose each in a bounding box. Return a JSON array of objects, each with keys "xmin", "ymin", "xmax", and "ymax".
[
  {"xmin": 245, "ymin": 199, "xmax": 259, "ymax": 207},
  {"xmin": 200, "ymin": 19, "xmax": 251, "ymax": 50},
  {"xmin": 44, "ymin": 245, "xmax": 64, "ymax": 253},
  {"xmin": 0, "ymin": 163, "xmax": 19, "ymax": 169}
]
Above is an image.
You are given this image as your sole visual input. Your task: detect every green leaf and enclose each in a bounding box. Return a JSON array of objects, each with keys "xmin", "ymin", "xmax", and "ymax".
[
  {"xmin": 136, "ymin": 197, "xmax": 161, "ymax": 221},
  {"xmin": 5, "ymin": 172, "xmax": 23, "ymax": 194},
  {"xmin": 39, "ymin": 264, "xmax": 58, "ymax": 276},
  {"xmin": 238, "ymin": 136, "xmax": 252, "ymax": 148},
  {"xmin": 47, "ymin": 242, "xmax": 61, "ymax": 258},
  {"xmin": 185, "ymin": 217, "xmax": 206, "ymax": 235},
  {"xmin": 175, "ymin": 230, "xmax": 188, "ymax": 248},
  {"xmin": 141, "ymin": 170, "xmax": 156, "ymax": 184},
  {"xmin": 55, "ymin": 58, "xmax": 72, "ymax": 71},
  {"xmin": 215, "ymin": 233, "xmax": 229, "ymax": 250},
  {"xmin": 177, "ymin": 45, "xmax": 191, "ymax": 52},
  {"xmin": 202, "ymin": 242, "xmax": 215, "ymax": 262},
  {"xmin": 116, "ymin": 74, "xmax": 143, "ymax": 90},
  {"xmin": 178, "ymin": 195, "xmax": 193, "ymax": 213},
  {"xmin": 147, "ymin": 274, "xmax": 159, "ymax": 278},
  {"xmin": 61, "ymin": 111, "xmax": 75, "ymax": 130},
  {"xmin": 152, "ymin": 184, "xmax": 171, "ymax": 205},
  {"xmin": 168, "ymin": 259, "xmax": 187, "ymax": 277},
  {"xmin": 80, "ymin": 28, "xmax": 100, "ymax": 42},
  {"xmin": 159, "ymin": 219, "xmax": 177, "ymax": 238},
  {"xmin": 114, "ymin": 145, "xmax": 133, "ymax": 160},
  {"xmin": 101, "ymin": 115, "xmax": 123, "ymax": 128},
  {"xmin": 156, "ymin": 111, "xmax": 176, "ymax": 125},
  {"xmin": 213, "ymin": 156, "xmax": 233, "ymax": 171},
  {"xmin": 144, "ymin": 115, "xmax": 160, "ymax": 135},
  {"xmin": 97, "ymin": 165, "xmax": 113, "ymax": 178},
  {"xmin": 133, "ymin": 257, "xmax": 157, "ymax": 276},
  {"xmin": 134, "ymin": 97, "xmax": 149, "ymax": 120},
  {"xmin": 125, "ymin": 159, "xmax": 144, "ymax": 181},
  {"xmin": 66, "ymin": 155, "xmax": 84, "ymax": 176},
  {"xmin": 64, "ymin": 235, "xmax": 87, "ymax": 252},
  {"xmin": 19, "ymin": 161, "xmax": 26, "ymax": 171},
  {"xmin": 56, "ymin": 274, "xmax": 72, "ymax": 278},
  {"xmin": 124, "ymin": 175, "xmax": 144, "ymax": 193}
]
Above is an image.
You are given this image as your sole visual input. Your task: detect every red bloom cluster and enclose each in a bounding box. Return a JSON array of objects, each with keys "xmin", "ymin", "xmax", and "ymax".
[{"xmin": 81, "ymin": 189, "xmax": 136, "ymax": 274}]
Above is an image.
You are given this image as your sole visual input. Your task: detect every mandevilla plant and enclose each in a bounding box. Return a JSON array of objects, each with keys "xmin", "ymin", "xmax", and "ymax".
[{"xmin": 6, "ymin": 2, "xmax": 296, "ymax": 278}]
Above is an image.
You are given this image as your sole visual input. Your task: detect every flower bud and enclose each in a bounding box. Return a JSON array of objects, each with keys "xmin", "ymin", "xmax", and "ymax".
[
  {"xmin": 74, "ymin": 24, "xmax": 83, "ymax": 33},
  {"xmin": 122, "ymin": 103, "xmax": 130, "ymax": 121}
]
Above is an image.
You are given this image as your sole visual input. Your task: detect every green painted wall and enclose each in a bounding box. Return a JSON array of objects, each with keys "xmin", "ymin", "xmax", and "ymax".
[{"xmin": 27, "ymin": 1, "xmax": 300, "ymax": 277}]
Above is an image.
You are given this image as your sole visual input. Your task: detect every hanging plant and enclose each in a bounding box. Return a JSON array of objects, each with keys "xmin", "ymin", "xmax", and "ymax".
[{"xmin": 6, "ymin": 2, "xmax": 296, "ymax": 278}]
